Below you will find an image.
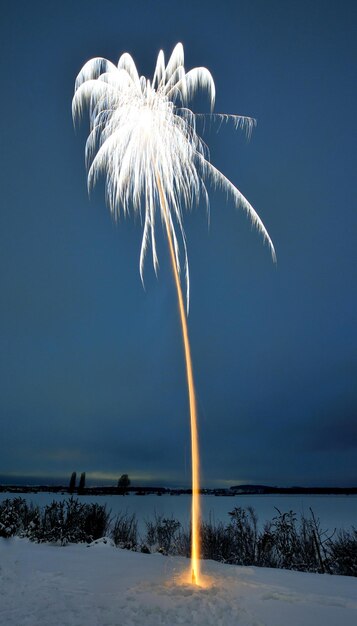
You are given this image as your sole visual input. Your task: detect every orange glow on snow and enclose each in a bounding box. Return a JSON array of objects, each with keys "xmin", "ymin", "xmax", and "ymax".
[{"xmin": 175, "ymin": 569, "xmax": 215, "ymax": 589}]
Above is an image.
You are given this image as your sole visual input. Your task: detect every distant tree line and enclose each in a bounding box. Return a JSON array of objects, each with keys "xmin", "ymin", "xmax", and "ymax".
[{"xmin": 68, "ymin": 472, "xmax": 130, "ymax": 494}]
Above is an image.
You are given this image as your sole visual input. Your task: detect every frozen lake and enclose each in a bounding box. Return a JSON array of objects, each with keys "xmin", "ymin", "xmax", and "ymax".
[{"xmin": 1, "ymin": 492, "xmax": 356, "ymax": 536}]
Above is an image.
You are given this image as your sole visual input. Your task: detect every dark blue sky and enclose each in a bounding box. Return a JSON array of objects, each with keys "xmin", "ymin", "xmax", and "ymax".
[{"xmin": 0, "ymin": 0, "xmax": 356, "ymax": 487}]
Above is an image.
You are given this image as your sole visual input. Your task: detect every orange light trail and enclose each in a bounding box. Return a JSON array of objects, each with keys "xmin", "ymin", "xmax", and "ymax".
[{"xmin": 156, "ymin": 172, "xmax": 201, "ymax": 586}]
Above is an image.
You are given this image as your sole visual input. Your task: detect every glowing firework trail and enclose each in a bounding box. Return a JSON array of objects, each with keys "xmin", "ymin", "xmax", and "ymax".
[
  {"xmin": 73, "ymin": 43, "xmax": 275, "ymax": 586},
  {"xmin": 156, "ymin": 171, "xmax": 200, "ymax": 583}
]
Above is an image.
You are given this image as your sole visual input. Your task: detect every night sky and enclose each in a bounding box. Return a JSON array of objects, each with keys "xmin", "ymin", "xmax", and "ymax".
[{"xmin": 0, "ymin": 0, "xmax": 356, "ymax": 488}]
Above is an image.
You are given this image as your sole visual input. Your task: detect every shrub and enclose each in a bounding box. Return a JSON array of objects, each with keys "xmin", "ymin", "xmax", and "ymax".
[
  {"xmin": 29, "ymin": 498, "xmax": 110, "ymax": 545},
  {"xmin": 145, "ymin": 514, "xmax": 181, "ymax": 555},
  {"xmin": 32, "ymin": 499, "xmax": 84, "ymax": 544},
  {"xmin": 175, "ymin": 526, "xmax": 191, "ymax": 558},
  {"xmin": 84, "ymin": 503, "xmax": 111, "ymax": 541},
  {"xmin": 0, "ymin": 498, "xmax": 41, "ymax": 539},
  {"xmin": 269, "ymin": 509, "xmax": 301, "ymax": 570},
  {"xmin": 256, "ymin": 522, "xmax": 277, "ymax": 567},
  {"xmin": 266, "ymin": 508, "xmax": 330, "ymax": 573},
  {"xmin": 200, "ymin": 517, "xmax": 232, "ymax": 562},
  {"xmin": 1, "ymin": 496, "xmax": 356, "ymax": 578},
  {"xmin": 297, "ymin": 513, "xmax": 327, "ymax": 573},
  {"xmin": 111, "ymin": 511, "xmax": 137, "ymax": 549},
  {"xmin": 227, "ymin": 506, "xmax": 259, "ymax": 565},
  {"xmin": 328, "ymin": 528, "xmax": 357, "ymax": 576}
]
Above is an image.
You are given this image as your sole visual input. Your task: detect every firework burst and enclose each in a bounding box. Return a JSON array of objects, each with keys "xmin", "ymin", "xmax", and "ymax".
[
  {"xmin": 72, "ymin": 42, "xmax": 275, "ymax": 312},
  {"xmin": 73, "ymin": 42, "xmax": 275, "ymax": 585}
]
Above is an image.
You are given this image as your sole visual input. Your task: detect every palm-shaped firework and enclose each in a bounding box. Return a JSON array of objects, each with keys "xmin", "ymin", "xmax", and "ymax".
[{"xmin": 73, "ymin": 42, "xmax": 275, "ymax": 585}]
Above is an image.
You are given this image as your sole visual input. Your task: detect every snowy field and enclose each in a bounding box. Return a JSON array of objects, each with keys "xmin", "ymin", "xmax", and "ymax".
[
  {"xmin": 1, "ymin": 536, "xmax": 356, "ymax": 626},
  {"xmin": 1, "ymin": 492, "xmax": 356, "ymax": 535}
]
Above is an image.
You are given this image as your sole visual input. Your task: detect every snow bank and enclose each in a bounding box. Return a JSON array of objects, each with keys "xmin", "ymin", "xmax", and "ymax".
[{"xmin": 0, "ymin": 537, "xmax": 356, "ymax": 625}]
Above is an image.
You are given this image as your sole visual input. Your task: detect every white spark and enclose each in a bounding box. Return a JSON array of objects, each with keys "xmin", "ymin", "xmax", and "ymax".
[{"xmin": 73, "ymin": 42, "xmax": 275, "ymax": 311}]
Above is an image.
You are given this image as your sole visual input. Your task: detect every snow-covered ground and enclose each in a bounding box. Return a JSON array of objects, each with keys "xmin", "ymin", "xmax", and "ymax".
[{"xmin": 1, "ymin": 537, "xmax": 356, "ymax": 626}]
